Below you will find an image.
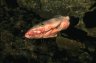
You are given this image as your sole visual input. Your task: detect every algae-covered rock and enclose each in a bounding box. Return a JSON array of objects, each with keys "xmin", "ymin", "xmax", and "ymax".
[{"xmin": 17, "ymin": 0, "xmax": 94, "ymax": 18}]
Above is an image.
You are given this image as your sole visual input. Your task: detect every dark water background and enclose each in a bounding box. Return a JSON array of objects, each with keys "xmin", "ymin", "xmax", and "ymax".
[{"xmin": 0, "ymin": 0, "xmax": 96, "ymax": 63}]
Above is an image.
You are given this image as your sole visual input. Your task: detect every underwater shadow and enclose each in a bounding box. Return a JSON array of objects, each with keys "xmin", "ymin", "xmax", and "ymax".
[
  {"xmin": 61, "ymin": 16, "xmax": 96, "ymax": 47},
  {"xmin": 83, "ymin": 2, "xmax": 96, "ymax": 28}
]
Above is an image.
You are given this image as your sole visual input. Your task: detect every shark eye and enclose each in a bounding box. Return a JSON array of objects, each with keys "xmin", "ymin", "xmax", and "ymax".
[
  {"xmin": 41, "ymin": 23, "xmax": 44, "ymax": 25},
  {"xmin": 39, "ymin": 23, "xmax": 44, "ymax": 26}
]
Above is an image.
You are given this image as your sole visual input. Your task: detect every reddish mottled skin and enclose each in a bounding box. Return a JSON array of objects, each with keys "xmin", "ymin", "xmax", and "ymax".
[{"xmin": 25, "ymin": 16, "xmax": 70, "ymax": 39}]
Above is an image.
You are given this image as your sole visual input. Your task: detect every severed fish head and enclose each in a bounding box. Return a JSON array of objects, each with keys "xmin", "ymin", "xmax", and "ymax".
[{"xmin": 25, "ymin": 16, "xmax": 70, "ymax": 39}]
